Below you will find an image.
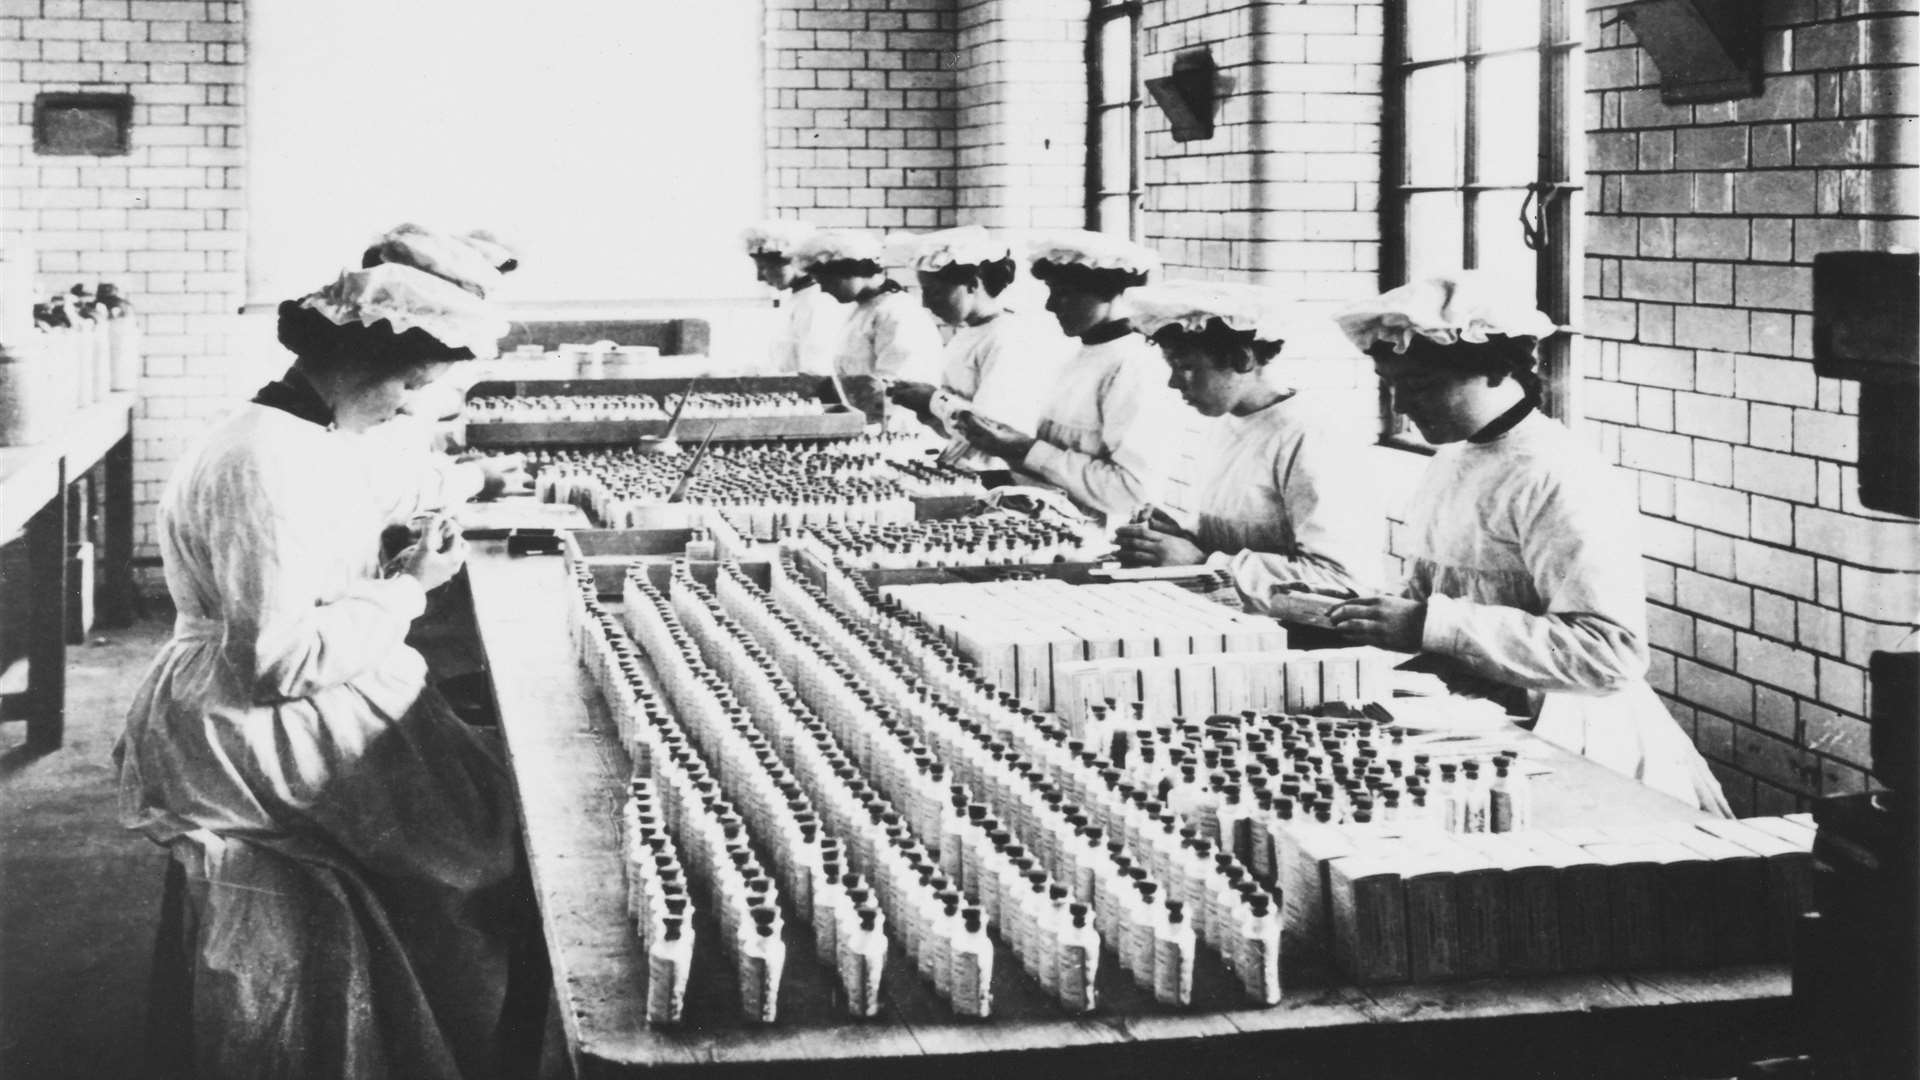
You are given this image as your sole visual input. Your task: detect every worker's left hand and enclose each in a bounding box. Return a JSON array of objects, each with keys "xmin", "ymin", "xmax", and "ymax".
[
  {"xmin": 954, "ymin": 411, "xmax": 1034, "ymax": 465},
  {"xmin": 1326, "ymin": 595, "xmax": 1427, "ymax": 651},
  {"xmin": 1114, "ymin": 523, "xmax": 1205, "ymax": 567},
  {"xmin": 842, "ymin": 375, "xmax": 890, "ymax": 422},
  {"xmin": 474, "ymin": 452, "xmax": 530, "ymax": 500},
  {"xmin": 886, "ymin": 381, "xmax": 937, "ymax": 414}
]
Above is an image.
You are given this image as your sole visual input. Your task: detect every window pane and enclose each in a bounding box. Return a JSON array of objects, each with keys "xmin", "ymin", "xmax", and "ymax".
[
  {"xmin": 1405, "ymin": 191, "xmax": 1465, "ymax": 276},
  {"xmin": 1477, "ymin": 0, "xmax": 1541, "ymax": 53},
  {"xmin": 1404, "ymin": 0, "xmax": 1464, "ymax": 62},
  {"xmin": 1099, "ymin": 17, "xmax": 1134, "ymax": 105},
  {"xmin": 1473, "ymin": 52, "xmax": 1540, "ymax": 184},
  {"xmin": 1098, "ymin": 193, "xmax": 1132, "ymax": 238},
  {"xmin": 1098, "ymin": 107, "xmax": 1132, "ymax": 194},
  {"xmin": 1402, "ymin": 63, "xmax": 1464, "ymax": 187},
  {"xmin": 1471, "ymin": 189, "xmax": 1539, "ymax": 300}
]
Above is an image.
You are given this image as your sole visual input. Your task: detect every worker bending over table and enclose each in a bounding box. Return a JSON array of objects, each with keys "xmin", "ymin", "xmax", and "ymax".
[
  {"xmin": 743, "ymin": 218, "xmax": 844, "ymax": 377},
  {"xmin": 884, "ymin": 224, "xmax": 1072, "ymax": 470},
  {"xmin": 953, "ymin": 230, "xmax": 1183, "ymax": 520},
  {"xmin": 790, "ymin": 228, "xmax": 943, "ymax": 422},
  {"xmin": 116, "ymin": 225, "xmax": 544, "ymax": 1078},
  {"xmin": 1326, "ymin": 272, "xmax": 1731, "ymax": 816},
  {"xmin": 1115, "ymin": 280, "xmax": 1384, "ymax": 609}
]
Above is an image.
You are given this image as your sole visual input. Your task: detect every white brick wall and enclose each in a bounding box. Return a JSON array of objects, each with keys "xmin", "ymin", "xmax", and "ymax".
[
  {"xmin": 1586, "ymin": 1, "xmax": 1918, "ymax": 815},
  {"xmin": 952, "ymin": 0, "xmax": 1086, "ymax": 231},
  {"xmin": 765, "ymin": 0, "xmax": 960, "ymax": 231},
  {"xmin": 2, "ymin": 0, "xmax": 248, "ymax": 559}
]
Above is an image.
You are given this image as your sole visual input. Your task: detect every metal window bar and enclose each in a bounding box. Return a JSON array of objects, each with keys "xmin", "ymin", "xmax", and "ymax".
[
  {"xmin": 1085, "ymin": 0, "xmax": 1143, "ymax": 237},
  {"xmin": 1380, "ymin": 0, "xmax": 1582, "ymax": 444}
]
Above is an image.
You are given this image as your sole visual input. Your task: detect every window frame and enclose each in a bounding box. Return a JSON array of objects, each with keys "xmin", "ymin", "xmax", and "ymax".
[
  {"xmin": 1086, "ymin": 0, "xmax": 1145, "ymax": 239},
  {"xmin": 1379, "ymin": 0, "xmax": 1584, "ymax": 449}
]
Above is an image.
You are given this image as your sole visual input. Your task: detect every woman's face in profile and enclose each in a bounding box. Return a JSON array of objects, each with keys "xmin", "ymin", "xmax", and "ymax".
[{"xmin": 336, "ymin": 360, "xmax": 453, "ymax": 432}]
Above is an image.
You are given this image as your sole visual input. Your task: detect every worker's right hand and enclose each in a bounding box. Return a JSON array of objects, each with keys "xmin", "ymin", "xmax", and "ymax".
[{"xmin": 400, "ymin": 527, "xmax": 469, "ymax": 592}]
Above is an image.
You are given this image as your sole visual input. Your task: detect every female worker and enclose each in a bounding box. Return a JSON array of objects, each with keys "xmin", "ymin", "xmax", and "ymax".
[
  {"xmin": 791, "ymin": 228, "xmax": 943, "ymax": 421},
  {"xmin": 117, "ymin": 226, "xmax": 542, "ymax": 1078},
  {"xmin": 884, "ymin": 225, "xmax": 1072, "ymax": 467},
  {"xmin": 744, "ymin": 219, "xmax": 844, "ymax": 376},
  {"xmin": 1326, "ymin": 272, "xmax": 1730, "ymax": 814},
  {"xmin": 953, "ymin": 230, "xmax": 1182, "ymax": 519},
  {"xmin": 1115, "ymin": 281, "xmax": 1384, "ymax": 607}
]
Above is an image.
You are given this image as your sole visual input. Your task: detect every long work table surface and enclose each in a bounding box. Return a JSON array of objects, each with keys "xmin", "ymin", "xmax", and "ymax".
[{"xmin": 466, "ymin": 545, "xmax": 1794, "ymax": 1080}]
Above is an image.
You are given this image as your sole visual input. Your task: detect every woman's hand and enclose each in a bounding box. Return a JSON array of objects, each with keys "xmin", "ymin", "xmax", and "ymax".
[
  {"xmin": 954, "ymin": 411, "xmax": 1035, "ymax": 464},
  {"xmin": 400, "ymin": 516, "xmax": 468, "ymax": 592},
  {"xmin": 886, "ymin": 381, "xmax": 937, "ymax": 414},
  {"xmin": 1115, "ymin": 523, "xmax": 1205, "ymax": 567},
  {"xmin": 1327, "ymin": 595, "xmax": 1427, "ymax": 651},
  {"xmin": 842, "ymin": 375, "xmax": 890, "ymax": 421},
  {"xmin": 474, "ymin": 452, "xmax": 529, "ymax": 499}
]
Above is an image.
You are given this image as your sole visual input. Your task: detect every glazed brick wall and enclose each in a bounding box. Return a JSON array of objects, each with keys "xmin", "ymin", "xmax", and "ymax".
[
  {"xmin": 764, "ymin": 0, "xmax": 961, "ymax": 232},
  {"xmin": 1142, "ymin": 0, "xmax": 1384, "ymax": 301},
  {"xmin": 1583, "ymin": 0, "xmax": 1918, "ymax": 815},
  {"xmin": 952, "ymin": 0, "xmax": 1087, "ymax": 231},
  {"xmin": 0, "ymin": 0, "xmax": 250, "ymax": 559}
]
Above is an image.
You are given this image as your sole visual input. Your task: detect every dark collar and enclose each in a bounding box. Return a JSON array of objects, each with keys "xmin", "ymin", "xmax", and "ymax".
[
  {"xmin": 1079, "ymin": 319, "xmax": 1132, "ymax": 346},
  {"xmin": 1467, "ymin": 397, "xmax": 1535, "ymax": 444},
  {"xmin": 251, "ymin": 366, "xmax": 335, "ymax": 428}
]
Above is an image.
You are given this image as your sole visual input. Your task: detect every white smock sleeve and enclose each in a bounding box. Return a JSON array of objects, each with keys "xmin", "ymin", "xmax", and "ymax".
[
  {"xmin": 796, "ymin": 288, "xmax": 846, "ymax": 376},
  {"xmin": 870, "ymin": 292, "xmax": 945, "ymax": 383},
  {"xmin": 1209, "ymin": 422, "xmax": 1385, "ymax": 598},
  {"xmin": 965, "ymin": 323, "xmax": 1065, "ymax": 435},
  {"xmin": 207, "ymin": 448, "xmax": 427, "ymax": 703},
  {"xmin": 1023, "ymin": 357, "xmax": 1177, "ymax": 518},
  {"xmin": 354, "ymin": 417, "xmax": 485, "ymax": 523},
  {"xmin": 1415, "ymin": 465, "xmax": 1651, "ymax": 693}
]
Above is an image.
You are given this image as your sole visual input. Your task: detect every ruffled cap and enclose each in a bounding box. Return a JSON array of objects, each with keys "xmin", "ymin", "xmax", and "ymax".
[
  {"xmin": 1028, "ymin": 229, "xmax": 1161, "ymax": 277},
  {"xmin": 1336, "ymin": 271, "xmax": 1556, "ymax": 354},
  {"xmin": 360, "ymin": 223, "xmax": 508, "ymax": 299},
  {"xmin": 791, "ymin": 229, "xmax": 885, "ymax": 271},
  {"xmin": 742, "ymin": 219, "xmax": 817, "ymax": 258},
  {"xmin": 890, "ymin": 225, "xmax": 1012, "ymax": 273},
  {"xmin": 303, "ymin": 224, "xmax": 515, "ymax": 356},
  {"xmin": 1125, "ymin": 280, "xmax": 1298, "ymax": 343}
]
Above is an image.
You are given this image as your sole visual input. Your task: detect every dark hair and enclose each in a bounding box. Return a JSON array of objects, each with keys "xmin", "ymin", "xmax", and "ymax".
[
  {"xmin": 1367, "ymin": 333, "xmax": 1543, "ymax": 404},
  {"xmin": 925, "ymin": 256, "xmax": 1017, "ymax": 297},
  {"xmin": 1030, "ymin": 260, "xmax": 1148, "ymax": 299},
  {"xmin": 1151, "ymin": 318, "xmax": 1284, "ymax": 373},
  {"xmin": 809, "ymin": 257, "xmax": 886, "ymax": 279},
  {"xmin": 750, "ymin": 251, "xmax": 792, "ymax": 265},
  {"xmin": 276, "ymin": 300, "xmax": 475, "ymax": 370}
]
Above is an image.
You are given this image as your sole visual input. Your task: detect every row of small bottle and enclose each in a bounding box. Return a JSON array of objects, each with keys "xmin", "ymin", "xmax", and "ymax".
[
  {"xmin": 566, "ymin": 568, "xmax": 779, "ymax": 1023},
  {"xmin": 796, "ymin": 518, "xmax": 1094, "ymax": 570},
  {"xmin": 621, "ymin": 783, "xmax": 697, "ymax": 1024},
  {"xmin": 762, "ymin": 551, "xmax": 1284, "ymax": 1005},
  {"xmin": 1083, "ymin": 706, "xmax": 1535, "ymax": 840},
  {"xmin": 706, "ymin": 561, "xmax": 1113, "ymax": 1012},
  {"xmin": 744, "ymin": 556, "xmax": 1275, "ymax": 1008},
  {"xmin": 469, "ymin": 391, "xmax": 824, "ymax": 423},
  {"xmin": 638, "ymin": 566, "xmax": 996, "ymax": 1017}
]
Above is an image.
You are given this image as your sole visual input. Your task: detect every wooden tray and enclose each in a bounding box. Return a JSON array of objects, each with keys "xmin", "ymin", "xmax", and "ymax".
[{"xmin": 465, "ymin": 376, "xmax": 867, "ymax": 447}]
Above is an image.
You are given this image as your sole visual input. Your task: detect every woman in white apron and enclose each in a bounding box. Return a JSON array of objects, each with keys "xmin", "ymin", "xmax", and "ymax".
[
  {"xmin": 1114, "ymin": 280, "xmax": 1385, "ymax": 609},
  {"xmin": 743, "ymin": 219, "xmax": 844, "ymax": 376},
  {"xmin": 953, "ymin": 230, "xmax": 1184, "ymax": 520},
  {"xmin": 116, "ymin": 226, "xmax": 543, "ymax": 1079},
  {"xmin": 790, "ymin": 228, "xmax": 943, "ymax": 421},
  {"xmin": 1327, "ymin": 272, "xmax": 1731, "ymax": 815},
  {"xmin": 883, "ymin": 225, "xmax": 1072, "ymax": 468}
]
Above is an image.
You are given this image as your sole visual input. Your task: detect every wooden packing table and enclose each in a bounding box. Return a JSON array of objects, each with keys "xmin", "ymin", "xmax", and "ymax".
[
  {"xmin": 465, "ymin": 545, "xmax": 1794, "ymax": 1080},
  {"xmin": 0, "ymin": 392, "xmax": 137, "ymax": 748}
]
